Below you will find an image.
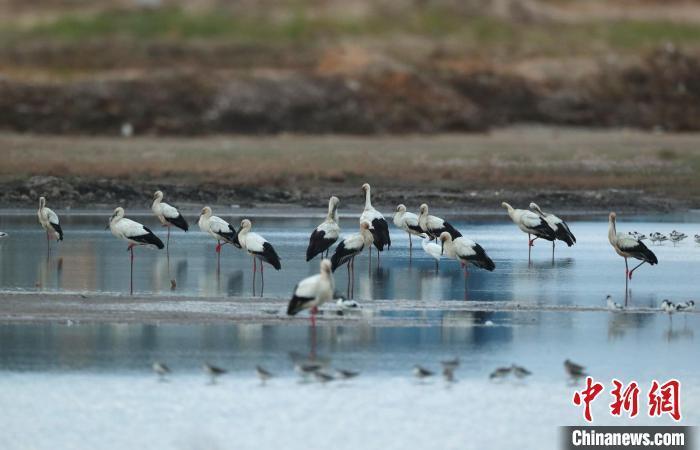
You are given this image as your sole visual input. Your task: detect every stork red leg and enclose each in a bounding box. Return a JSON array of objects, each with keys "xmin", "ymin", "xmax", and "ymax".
[
  {"xmin": 128, "ymin": 245, "xmax": 135, "ymax": 296},
  {"xmin": 310, "ymin": 306, "xmax": 318, "ymax": 327},
  {"xmin": 260, "ymin": 259, "xmax": 265, "ymax": 297},
  {"xmin": 409, "ymin": 233, "xmax": 413, "ymax": 260},
  {"xmin": 629, "ymin": 261, "xmax": 646, "ymax": 280},
  {"xmin": 166, "ymin": 226, "xmax": 171, "ymax": 258},
  {"xmin": 252, "ymin": 257, "xmax": 256, "ymax": 296}
]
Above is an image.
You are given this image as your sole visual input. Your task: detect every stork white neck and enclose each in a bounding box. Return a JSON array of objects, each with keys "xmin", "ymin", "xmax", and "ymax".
[
  {"xmin": 364, "ymin": 186, "xmax": 372, "ymax": 210},
  {"xmin": 327, "ymin": 198, "xmax": 338, "ymax": 222},
  {"xmin": 608, "ymin": 214, "xmax": 617, "ymax": 245}
]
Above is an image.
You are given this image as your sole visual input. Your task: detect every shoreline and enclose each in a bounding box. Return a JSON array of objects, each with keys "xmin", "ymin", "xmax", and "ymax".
[{"xmin": 0, "ymin": 292, "xmax": 688, "ymax": 326}]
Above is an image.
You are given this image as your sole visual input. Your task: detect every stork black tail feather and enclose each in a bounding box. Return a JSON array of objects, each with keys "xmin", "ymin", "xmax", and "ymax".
[
  {"xmin": 471, "ymin": 244, "xmax": 496, "ymax": 271},
  {"xmin": 443, "ymin": 221, "xmax": 462, "ymax": 239},
  {"xmin": 135, "ymin": 227, "xmax": 164, "ymax": 249},
  {"xmin": 331, "ymin": 242, "xmax": 354, "ymax": 272},
  {"xmin": 555, "ymin": 223, "xmax": 576, "ymax": 247},
  {"xmin": 261, "ymin": 242, "xmax": 282, "ymax": 270},
  {"xmin": 639, "ymin": 243, "xmax": 658, "ymax": 265},
  {"xmin": 52, "ymin": 223, "xmax": 64, "ymax": 241},
  {"xmin": 167, "ymin": 214, "xmax": 189, "ymax": 232},
  {"xmin": 287, "ymin": 295, "xmax": 312, "ymax": 316}
]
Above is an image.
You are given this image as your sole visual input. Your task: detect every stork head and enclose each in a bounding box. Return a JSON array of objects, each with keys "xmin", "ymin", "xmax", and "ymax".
[
  {"xmin": 320, "ymin": 258, "xmax": 332, "ymax": 275},
  {"xmin": 501, "ymin": 202, "xmax": 512, "ymax": 211},
  {"xmin": 529, "ymin": 202, "xmax": 541, "ymax": 214},
  {"xmin": 396, "ymin": 204, "xmax": 406, "ymax": 213},
  {"xmin": 108, "ymin": 207, "xmax": 124, "ymax": 228},
  {"xmin": 361, "ymin": 183, "xmax": 370, "ymax": 192},
  {"xmin": 419, "ymin": 203, "xmax": 428, "ymax": 215},
  {"xmin": 240, "ymin": 219, "xmax": 252, "ymax": 231},
  {"xmin": 329, "ymin": 196, "xmax": 339, "ymax": 207},
  {"xmin": 609, "ymin": 212, "xmax": 617, "ymax": 222},
  {"xmin": 39, "ymin": 196, "xmax": 46, "ymax": 208},
  {"xmin": 153, "ymin": 190, "xmax": 163, "ymax": 201},
  {"xmin": 439, "ymin": 231, "xmax": 451, "ymax": 255},
  {"xmin": 199, "ymin": 206, "xmax": 212, "ymax": 218}
]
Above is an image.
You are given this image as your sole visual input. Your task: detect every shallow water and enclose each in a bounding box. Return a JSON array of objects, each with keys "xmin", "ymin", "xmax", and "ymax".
[{"xmin": 0, "ymin": 211, "xmax": 699, "ymax": 306}]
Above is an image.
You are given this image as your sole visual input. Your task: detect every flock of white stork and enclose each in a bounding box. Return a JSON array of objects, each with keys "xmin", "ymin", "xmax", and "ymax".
[{"xmin": 27, "ymin": 182, "xmax": 668, "ymax": 323}]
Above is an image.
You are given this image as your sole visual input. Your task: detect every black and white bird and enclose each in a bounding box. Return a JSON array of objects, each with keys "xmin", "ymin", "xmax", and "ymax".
[
  {"xmin": 511, "ymin": 364, "xmax": 532, "ymax": 379},
  {"xmin": 564, "ymin": 359, "xmax": 587, "ymax": 380},
  {"xmin": 330, "ymin": 222, "xmax": 374, "ymax": 298},
  {"xmin": 197, "ymin": 206, "xmax": 239, "ymax": 271},
  {"xmin": 287, "ymin": 259, "xmax": 335, "ymax": 326},
  {"xmin": 238, "ymin": 219, "xmax": 281, "ymax": 296},
  {"xmin": 256, "ymin": 365, "xmax": 273, "ymax": 384},
  {"xmin": 694, "ymin": 234, "xmax": 700, "ymax": 245},
  {"xmin": 203, "ymin": 363, "xmax": 227, "ymax": 384},
  {"xmin": 393, "ymin": 204, "xmax": 423, "ymax": 258},
  {"xmin": 669, "ymin": 230, "xmax": 687, "ymax": 246},
  {"xmin": 306, "ymin": 196, "xmax": 340, "ymax": 261},
  {"xmin": 0, "ymin": 231, "xmax": 7, "ymax": 239},
  {"xmin": 413, "ymin": 365, "xmax": 434, "ymax": 379},
  {"xmin": 421, "ymin": 234, "xmax": 442, "ymax": 272},
  {"xmin": 439, "ymin": 232, "xmax": 496, "ymax": 276},
  {"xmin": 151, "ymin": 190, "xmax": 188, "ymax": 254},
  {"xmin": 676, "ymin": 300, "xmax": 695, "ymax": 312},
  {"xmin": 360, "ymin": 183, "xmax": 391, "ymax": 264},
  {"xmin": 608, "ymin": 212, "xmax": 658, "ymax": 284},
  {"xmin": 502, "ymin": 202, "xmax": 556, "ymax": 262},
  {"xmin": 418, "ymin": 203, "xmax": 461, "ymax": 241},
  {"xmin": 336, "ymin": 296, "xmax": 360, "ymax": 310},
  {"xmin": 529, "ymin": 202, "xmax": 576, "ymax": 258},
  {"xmin": 605, "ymin": 295, "xmax": 624, "ymax": 311},
  {"xmin": 108, "ymin": 207, "xmax": 164, "ymax": 295},
  {"xmin": 37, "ymin": 196, "xmax": 63, "ymax": 252},
  {"xmin": 661, "ymin": 300, "xmax": 676, "ymax": 317},
  {"xmin": 489, "ymin": 366, "xmax": 512, "ymax": 380}
]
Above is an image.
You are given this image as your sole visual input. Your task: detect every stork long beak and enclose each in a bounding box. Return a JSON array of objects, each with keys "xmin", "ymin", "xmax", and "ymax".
[{"xmin": 441, "ymin": 240, "xmax": 444, "ymax": 255}]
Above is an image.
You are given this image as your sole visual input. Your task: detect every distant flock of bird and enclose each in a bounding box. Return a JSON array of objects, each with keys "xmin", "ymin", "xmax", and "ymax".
[
  {"xmin": 1, "ymin": 182, "xmax": 691, "ymax": 324},
  {"xmin": 149, "ymin": 355, "xmax": 593, "ymax": 386}
]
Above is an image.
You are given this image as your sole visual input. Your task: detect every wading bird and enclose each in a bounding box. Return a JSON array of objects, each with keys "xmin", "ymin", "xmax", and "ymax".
[
  {"xmin": 360, "ymin": 183, "xmax": 390, "ymax": 266},
  {"xmin": 151, "ymin": 190, "xmax": 188, "ymax": 255},
  {"xmin": 564, "ymin": 359, "xmax": 587, "ymax": 381},
  {"xmin": 306, "ymin": 196, "xmax": 340, "ymax": 261},
  {"xmin": 393, "ymin": 204, "xmax": 423, "ymax": 258},
  {"xmin": 608, "ymin": 212, "xmax": 658, "ymax": 291},
  {"xmin": 238, "ymin": 219, "xmax": 281, "ymax": 296},
  {"xmin": 197, "ymin": 206, "xmax": 239, "ymax": 272},
  {"xmin": 418, "ymin": 203, "xmax": 461, "ymax": 240},
  {"xmin": 439, "ymin": 232, "xmax": 496, "ymax": 277},
  {"xmin": 421, "ymin": 235, "xmax": 442, "ymax": 273},
  {"xmin": 256, "ymin": 366, "xmax": 273, "ymax": 384},
  {"xmin": 203, "ymin": 363, "xmax": 227, "ymax": 384},
  {"xmin": 502, "ymin": 202, "xmax": 556, "ymax": 262},
  {"xmin": 676, "ymin": 300, "xmax": 695, "ymax": 312},
  {"xmin": 413, "ymin": 365, "xmax": 434, "ymax": 379},
  {"xmin": 152, "ymin": 361, "xmax": 171, "ymax": 381},
  {"xmin": 529, "ymin": 202, "xmax": 576, "ymax": 259},
  {"xmin": 331, "ymin": 222, "xmax": 373, "ymax": 298},
  {"xmin": 108, "ymin": 207, "xmax": 164, "ymax": 295},
  {"xmin": 286, "ymin": 259, "xmax": 335, "ymax": 326},
  {"xmin": 37, "ymin": 197, "xmax": 63, "ymax": 253},
  {"xmin": 605, "ymin": 295, "xmax": 624, "ymax": 311}
]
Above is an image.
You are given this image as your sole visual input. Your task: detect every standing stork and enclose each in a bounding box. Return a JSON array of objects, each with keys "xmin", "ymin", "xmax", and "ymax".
[
  {"xmin": 501, "ymin": 202, "xmax": 556, "ymax": 262},
  {"xmin": 418, "ymin": 203, "xmax": 461, "ymax": 240},
  {"xmin": 439, "ymin": 232, "xmax": 495, "ymax": 277},
  {"xmin": 37, "ymin": 197, "xmax": 63, "ymax": 253},
  {"xmin": 151, "ymin": 190, "xmax": 188, "ymax": 256},
  {"xmin": 197, "ymin": 206, "xmax": 239, "ymax": 272},
  {"xmin": 360, "ymin": 183, "xmax": 390, "ymax": 267},
  {"xmin": 306, "ymin": 196, "xmax": 340, "ymax": 261},
  {"xmin": 393, "ymin": 204, "xmax": 423, "ymax": 259},
  {"xmin": 238, "ymin": 219, "xmax": 281, "ymax": 296},
  {"xmin": 287, "ymin": 259, "xmax": 335, "ymax": 326},
  {"xmin": 529, "ymin": 202, "xmax": 576, "ymax": 259},
  {"xmin": 608, "ymin": 212, "xmax": 658, "ymax": 294},
  {"xmin": 108, "ymin": 207, "xmax": 164, "ymax": 295},
  {"xmin": 331, "ymin": 222, "xmax": 373, "ymax": 299}
]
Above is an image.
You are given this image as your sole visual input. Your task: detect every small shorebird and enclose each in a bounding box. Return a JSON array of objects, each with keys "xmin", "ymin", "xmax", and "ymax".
[
  {"xmin": 606, "ymin": 295, "xmax": 624, "ymax": 311},
  {"xmin": 152, "ymin": 361, "xmax": 171, "ymax": 381},
  {"xmin": 676, "ymin": 300, "xmax": 695, "ymax": 312},
  {"xmin": 694, "ymin": 234, "xmax": 700, "ymax": 245},
  {"xmin": 256, "ymin": 365, "xmax": 273, "ymax": 384},
  {"xmin": 0, "ymin": 231, "xmax": 7, "ymax": 239},
  {"xmin": 661, "ymin": 299, "xmax": 676, "ymax": 314},
  {"xmin": 413, "ymin": 365, "xmax": 434, "ymax": 379},
  {"xmin": 440, "ymin": 357, "xmax": 460, "ymax": 371},
  {"xmin": 489, "ymin": 366, "xmax": 512, "ymax": 380},
  {"xmin": 511, "ymin": 364, "xmax": 532, "ymax": 379},
  {"xmin": 336, "ymin": 296, "xmax": 360, "ymax": 310},
  {"xmin": 443, "ymin": 367, "xmax": 456, "ymax": 383},
  {"xmin": 203, "ymin": 363, "xmax": 227, "ymax": 384},
  {"xmin": 564, "ymin": 359, "xmax": 587, "ymax": 380},
  {"xmin": 335, "ymin": 369, "xmax": 360, "ymax": 380},
  {"xmin": 295, "ymin": 362, "xmax": 323, "ymax": 377}
]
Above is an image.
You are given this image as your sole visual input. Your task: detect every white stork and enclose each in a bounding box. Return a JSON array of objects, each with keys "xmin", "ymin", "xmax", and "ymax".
[
  {"xmin": 393, "ymin": 204, "xmax": 423, "ymax": 258},
  {"xmin": 238, "ymin": 219, "xmax": 281, "ymax": 296},
  {"xmin": 197, "ymin": 206, "xmax": 239, "ymax": 271},
  {"xmin": 420, "ymin": 234, "xmax": 442, "ymax": 272},
  {"xmin": 608, "ymin": 212, "xmax": 658, "ymax": 288},
  {"xmin": 306, "ymin": 196, "xmax": 340, "ymax": 261},
  {"xmin": 37, "ymin": 196, "xmax": 63, "ymax": 253},
  {"xmin": 108, "ymin": 207, "xmax": 164, "ymax": 295},
  {"xmin": 151, "ymin": 190, "xmax": 188, "ymax": 255},
  {"xmin": 330, "ymin": 222, "xmax": 373, "ymax": 298},
  {"xmin": 501, "ymin": 202, "xmax": 556, "ymax": 262},
  {"xmin": 360, "ymin": 183, "xmax": 390, "ymax": 266},
  {"xmin": 418, "ymin": 203, "xmax": 461, "ymax": 241},
  {"xmin": 439, "ymin": 232, "xmax": 495, "ymax": 277},
  {"xmin": 529, "ymin": 202, "xmax": 576, "ymax": 259},
  {"xmin": 286, "ymin": 258, "xmax": 335, "ymax": 326}
]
